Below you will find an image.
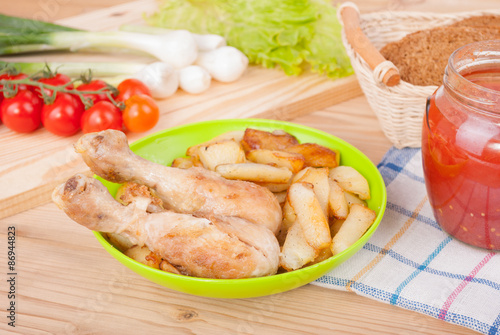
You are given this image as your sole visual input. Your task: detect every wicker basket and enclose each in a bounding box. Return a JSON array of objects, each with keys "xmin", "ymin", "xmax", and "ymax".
[{"xmin": 338, "ymin": 3, "xmax": 500, "ymax": 148}]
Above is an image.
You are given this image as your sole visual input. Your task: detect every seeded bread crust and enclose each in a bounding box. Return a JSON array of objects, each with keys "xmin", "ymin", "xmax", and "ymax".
[{"xmin": 379, "ymin": 16, "xmax": 500, "ymax": 86}]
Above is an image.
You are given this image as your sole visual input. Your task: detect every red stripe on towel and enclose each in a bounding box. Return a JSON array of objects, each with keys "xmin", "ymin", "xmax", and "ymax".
[{"xmin": 438, "ymin": 252, "xmax": 495, "ymax": 320}]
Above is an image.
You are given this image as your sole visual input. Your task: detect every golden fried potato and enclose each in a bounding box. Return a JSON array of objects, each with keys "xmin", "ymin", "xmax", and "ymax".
[
  {"xmin": 310, "ymin": 247, "xmax": 333, "ymax": 265},
  {"xmin": 171, "ymin": 157, "xmax": 195, "ymax": 169},
  {"xmin": 159, "ymin": 260, "xmax": 181, "ymax": 274},
  {"xmin": 197, "ymin": 140, "xmax": 246, "ymax": 171},
  {"xmin": 246, "ymin": 149, "xmax": 305, "ymax": 173},
  {"xmin": 273, "ymin": 191, "xmax": 287, "ymax": 205},
  {"xmin": 282, "ymin": 199, "xmax": 296, "ymax": 224},
  {"xmin": 344, "ymin": 191, "xmax": 368, "ymax": 207},
  {"xmin": 329, "ymin": 166, "xmax": 370, "ymax": 200},
  {"xmin": 329, "ymin": 219, "xmax": 345, "ymax": 237},
  {"xmin": 115, "ymin": 182, "xmax": 132, "ymax": 206},
  {"xmin": 256, "ymin": 180, "xmax": 292, "ymax": 193},
  {"xmin": 293, "ymin": 167, "xmax": 330, "ymax": 217},
  {"xmin": 241, "ymin": 128, "xmax": 299, "ymax": 152},
  {"xmin": 285, "ymin": 143, "xmax": 339, "ymax": 168},
  {"xmin": 288, "ymin": 182, "xmax": 331, "ymax": 251},
  {"xmin": 105, "ymin": 233, "xmax": 135, "ymax": 252},
  {"xmin": 279, "ymin": 220, "xmax": 317, "ymax": 271},
  {"xmin": 328, "ymin": 179, "xmax": 349, "ymax": 220},
  {"xmin": 186, "ymin": 130, "xmax": 244, "ymax": 157},
  {"xmin": 331, "ymin": 204, "xmax": 376, "ymax": 255},
  {"xmin": 215, "ymin": 163, "xmax": 292, "ymax": 183},
  {"xmin": 115, "ymin": 182, "xmax": 164, "ymax": 213},
  {"xmin": 277, "ymin": 199, "xmax": 296, "ymax": 245},
  {"xmin": 124, "ymin": 246, "xmax": 162, "ymax": 269}
]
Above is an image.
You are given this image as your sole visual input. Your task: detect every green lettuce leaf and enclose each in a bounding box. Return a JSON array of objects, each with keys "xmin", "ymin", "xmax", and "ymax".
[{"xmin": 146, "ymin": 0, "xmax": 353, "ymax": 79}]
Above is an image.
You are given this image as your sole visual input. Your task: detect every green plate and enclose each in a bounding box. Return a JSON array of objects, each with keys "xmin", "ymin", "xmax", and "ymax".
[{"xmin": 93, "ymin": 119, "xmax": 387, "ymax": 298}]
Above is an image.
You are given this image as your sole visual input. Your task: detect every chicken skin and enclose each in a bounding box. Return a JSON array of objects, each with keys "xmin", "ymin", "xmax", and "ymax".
[
  {"xmin": 52, "ymin": 174, "xmax": 279, "ymax": 279},
  {"xmin": 53, "ymin": 130, "xmax": 284, "ymax": 279},
  {"xmin": 74, "ymin": 130, "xmax": 282, "ymax": 235}
]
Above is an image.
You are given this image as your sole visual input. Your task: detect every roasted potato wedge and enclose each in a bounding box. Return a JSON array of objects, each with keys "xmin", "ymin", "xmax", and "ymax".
[
  {"xmin": 329, "ymin": 166, "xmax": 370, "ymax": 200},
  {"xmin": 285, "ymin": 143, "xmax": 339, "ymax": 168},
  {"xmin": 124, "ymin": 246, "xmax": 162, "ymax": 269},
  {"xmin": 328, "ymin": 179, "xmax": 349, "ymax": 220},
  {"xmin": 171, "ymin": 156, "xmax": 196, "ymax": 169},
  {"xmin": 197, "ymin": 140, "xmax": 246, "ymax": 171},
  {"xmin": 115, "ymin": 182, "xmax": 164, "ymax": 213},
  {"xmin": 310, "ymin": 247, "xmax": 333, "ymax": 265},
  {"xmin": 329, "ymin": 219, "xmax": 345, "ymax": 237},
  {"xmin": 186, "ymin": 130, "xmax": 244, "ymax": 157},
  {"xmin": 115, "ymin": 182, "xmax": 134, "ymax": 206},
  {"xmin": 172, "ymin": 157, "xmax": 194, "ymax": 169},
  {"xmin": 215, "ymin": 163, "xmax": 292, "ymax": 183},
  {"xmin": 293, "ymin": 167, "xmax": 330, "ymax": 217},
  {"xmin": 159, "ymin": 260, "xmax": 181, "ymax": 274},
  {"xmin": 241, "ymin": 128, "xmax": 299, "ymax": 152},
  {"xmin": 105, "ymin": 233, "xmax": 135, "ymax": 252},
  {"xmin": 288, "ymin": 182, "xmax": 331, "ymax": 251},
  {"xmin": 344, "ymin": 191, "xmax": 368, "ymax": 207},
  {"xmin": 246, "ymin": 149, "xmax": 305, "ymax": 173},
  {"xmin": 277, "ymin": 199, "xmax": 296, "ymax": 245},
  {"xmin": 279, "ymin": 220, "xmax": 317, "ymax": 271},
  {"xmin": 256, "ymin": 181, "xmax": 292, "ymax": 193},
  {"xmin": 274, "ymin": 191, "xmax": 287, "ymax": 205},
  {"xmin": 331, "ymin": 204, "xmax": 376, "ymax": 255}
]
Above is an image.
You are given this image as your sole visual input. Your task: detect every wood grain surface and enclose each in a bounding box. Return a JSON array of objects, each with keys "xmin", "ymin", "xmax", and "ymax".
[{"xmin": 1, "ymin": 0, "xmax": 495, "ymax": 334}]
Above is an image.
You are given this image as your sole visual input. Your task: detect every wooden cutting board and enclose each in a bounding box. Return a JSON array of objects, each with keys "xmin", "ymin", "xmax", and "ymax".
[{"xmin": 0, "ymin": 0, "xmax": 361, "ymax": 219}]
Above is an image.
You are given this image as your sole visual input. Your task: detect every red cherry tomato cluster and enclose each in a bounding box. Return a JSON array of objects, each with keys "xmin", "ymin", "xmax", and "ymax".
[{"xmin": 0, "ymin": 74, "xmax": 160, "ymax": 136}]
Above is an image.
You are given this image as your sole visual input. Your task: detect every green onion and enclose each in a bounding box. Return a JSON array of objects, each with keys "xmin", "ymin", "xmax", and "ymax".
[
  {"xmin": 0, "ymin": 14, "xmax": 79, "ymax": 34},
  {"xmin": 0, "ymin": 15, "xmax": 198, "ymax": 68},
  {"xmin": 120, "ymin": 24, "xmax": 226, "ymax": 51}
]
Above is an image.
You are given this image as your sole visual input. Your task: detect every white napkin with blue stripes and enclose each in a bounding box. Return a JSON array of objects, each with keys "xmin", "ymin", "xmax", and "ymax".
[{"xmin": 314, "ymin": 148, "xmax": 500, "ymax": 335}]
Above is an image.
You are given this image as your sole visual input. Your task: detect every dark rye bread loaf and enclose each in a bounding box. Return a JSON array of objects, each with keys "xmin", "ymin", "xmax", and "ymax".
[{"xmin": 379, "ymin": 16, "xmax": 500, "ymax": 86}]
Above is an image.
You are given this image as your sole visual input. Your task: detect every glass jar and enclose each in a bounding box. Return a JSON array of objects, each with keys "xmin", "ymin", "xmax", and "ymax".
[{"xmin": 422, "ymin": 40, "xmax": 500, "ymax": 250}]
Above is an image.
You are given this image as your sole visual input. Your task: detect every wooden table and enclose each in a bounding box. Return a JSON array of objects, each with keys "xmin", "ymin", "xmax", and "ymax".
[{"xmin": 1, "ymin": 1, "xmax": 496, "ymax": 334}]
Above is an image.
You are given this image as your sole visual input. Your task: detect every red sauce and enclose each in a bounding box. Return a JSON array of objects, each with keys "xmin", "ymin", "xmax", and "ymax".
[
  {"xmin": 422, "ymin": 69, "xmax": 500, "ymax": 250},
  {"xmin": 463, "ymin": 68, "xmax": 500, "ymax": 91}
]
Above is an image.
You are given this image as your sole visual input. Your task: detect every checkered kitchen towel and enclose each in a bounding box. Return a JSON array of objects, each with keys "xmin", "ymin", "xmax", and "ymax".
[{"xmin": 314, "ymin": 148, "xmax": 500, "ymax": 335}]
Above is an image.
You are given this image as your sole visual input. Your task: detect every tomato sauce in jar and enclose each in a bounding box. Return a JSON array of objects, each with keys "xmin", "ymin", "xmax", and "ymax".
[{"xmin": 422, "ymin": 40, "xmax": 500, "ymax": 250}]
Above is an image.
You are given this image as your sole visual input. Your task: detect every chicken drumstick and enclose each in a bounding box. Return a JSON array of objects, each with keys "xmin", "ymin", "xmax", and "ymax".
[
  {"xmin": 74, "ymin": 130, "xmax": 282, "ymax": 234},
  {"xmin": 52, "ymin": 174, "xmax": 280, "ymax": 279}
]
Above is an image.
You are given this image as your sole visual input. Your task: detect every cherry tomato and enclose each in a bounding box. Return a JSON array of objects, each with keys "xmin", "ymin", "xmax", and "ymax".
[
  {"xmin": 42, "ymin": 93, "xmax": 85, "ymax": 136},
  {"xmin": 0, "ymin": 74, "xmax": 9, "ymax": 102},
  {"xmin": 0, "ymin": 73, "xmax": 34, "ymax": 98},
  {"xmin": 0, "ymin": 89, "xmax": 43, "ymax": 133},
  {"xmin": 76, "ymin": 79, "xmax": 115, "ymax": 105},
  {"xmin": 37, "ymin": 73, "xmax": 73, "ymax": 97},
  {"xmin": 115, "ymin": 79, "xmax": 151, "ymax": 102},
  {"xmin": 122, "ymin": 94, "xmax": 159, "ymax": 133},
  {"xmin": 81, "ymin": 101, "xmax": 123, "ymax": 133}
]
